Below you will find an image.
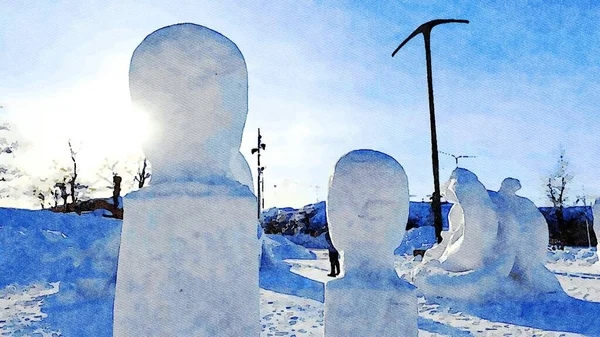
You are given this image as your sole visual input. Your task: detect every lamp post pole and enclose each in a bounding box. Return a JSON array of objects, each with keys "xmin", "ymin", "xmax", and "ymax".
[{"xmin": 252, "ymin": 128, "xmax": 266, "ymax": 220}]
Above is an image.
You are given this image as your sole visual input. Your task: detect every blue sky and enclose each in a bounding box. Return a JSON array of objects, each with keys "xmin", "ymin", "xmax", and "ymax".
[{"xmin": 1, "ymin": 1, "xmax": 599, "ymax": 207}]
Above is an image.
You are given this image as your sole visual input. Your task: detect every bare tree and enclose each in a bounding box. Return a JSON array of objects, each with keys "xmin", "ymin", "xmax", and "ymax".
[
  {"xmin": 134, "ymin": 157, "xmax": 151, "ymax": 189},
  {"xmin": 95, "ymin": 158, "xmax": 120, "ymax": 191},
  {"xmin": 68, "ymin": 141, "xmax": 78, "ymax": 206},
  {"xmin": 546, "ymin": 151, "xmax": 573, "ymax": 249},
  {"xmin": 66, "ymin": 141, "xmax": 88, "ymax": 208},
  {"xmin": 95, "ymin": 158, "xmax": 124, "ymax": 208},
  {"xmin": 36, "ymin": 190, "xmax": 46, "ymax": 209},
  {"xmin": 51, "ymin": 186, "xmax": 60, "ymax": 208},
  {"xmin": 0, "ymin": 121, "xmax": 20, "ymax": 197},
  {"xmin": 31, "ymin": 182, "xmax": 53, "ymax": 210}
]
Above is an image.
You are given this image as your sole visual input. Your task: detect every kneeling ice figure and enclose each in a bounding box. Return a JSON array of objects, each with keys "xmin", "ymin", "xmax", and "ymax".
[
  {"xmin": 113, "ymin": 23, "xmax": 259, "ymax": 337},
  {"xmin": 325, "ymin": 149, "xmax": 417, "ymax": 337}
]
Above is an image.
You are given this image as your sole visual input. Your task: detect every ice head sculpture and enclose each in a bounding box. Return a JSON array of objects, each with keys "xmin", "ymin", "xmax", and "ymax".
[
  {"xmin": 327, "ymin": 149, "xmax": 409, "ymax": 272},
  {"xmin": 499, "ymin": 177, "xmax": 521, "ymax": 194},
  {"xmin": 129, "ymin": 23, "xmax": 249, "ymax": 184},
  {"xmin": 325, "ymin": 149, "xmax": 417, "ymax": 337},
  {"xmin": 114, "ymin": 23, "xmax": 259, "ymax": 337}
]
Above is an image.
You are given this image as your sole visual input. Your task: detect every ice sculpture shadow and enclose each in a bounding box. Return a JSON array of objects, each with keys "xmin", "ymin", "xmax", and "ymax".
[
  {"xmin": 439, "ymin": 293, "xmax": 600, "ymax": 335},
  {"xmin": 417, "ymin": 317, "xmax": 474, "ymax": 337}
]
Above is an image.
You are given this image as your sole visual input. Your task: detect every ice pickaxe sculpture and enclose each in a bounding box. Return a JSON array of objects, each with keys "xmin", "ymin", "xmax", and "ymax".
[{"xmin": 392, "ymin": 19, "xmax": 468, "ymax": 244}]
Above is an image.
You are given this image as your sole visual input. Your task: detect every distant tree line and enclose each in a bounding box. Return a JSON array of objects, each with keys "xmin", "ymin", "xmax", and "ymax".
[
  {"xmin": 544, "ymin": 150, "xmax": 597, "ymax": 250},
  {"xmin": 30, "ymin": 140, "xmax": 151, "ymax": 219},
  {"xmin": 261, "ymin": 203, "xmax": 328, "ymax": 237},
  {"xmin": 0, "ymin": 121, "xmax": 20, "ymax": 199}
]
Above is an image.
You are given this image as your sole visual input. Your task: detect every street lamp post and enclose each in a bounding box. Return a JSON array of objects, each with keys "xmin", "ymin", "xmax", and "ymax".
[
  {"xmin": 392, "ymin": 19, "xmax": 469, "ymax": 244},
  {"xmin": 251, "ymin": 128, "xmax": 266, "ymax": 219}
]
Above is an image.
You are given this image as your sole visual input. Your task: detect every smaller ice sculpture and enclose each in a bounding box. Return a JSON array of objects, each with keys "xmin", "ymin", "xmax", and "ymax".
[{"xmin": 325, "ymin": 149, "xmax": 417, "ymax": 337}]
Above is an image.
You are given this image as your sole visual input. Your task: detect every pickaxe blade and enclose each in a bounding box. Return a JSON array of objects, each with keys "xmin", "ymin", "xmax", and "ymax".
[{"xmin": 392, "ymin": 19, "xmax": 469, "ymax": 57}]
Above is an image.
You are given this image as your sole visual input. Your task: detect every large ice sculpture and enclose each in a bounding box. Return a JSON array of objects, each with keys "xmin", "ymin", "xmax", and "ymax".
[
  {"xmin": 325, "ymin": 149, "xmax": 417, "ymax": 337},
  {"xmin": 113, "ymin": 23, "xmax": 259, "ymax": 336},
  {"xmin": 416, "ymin": 170, "xmax": 562, "ymax": 301}
]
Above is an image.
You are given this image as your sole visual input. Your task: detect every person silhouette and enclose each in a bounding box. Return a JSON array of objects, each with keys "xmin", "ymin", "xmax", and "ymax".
[{"xmin": 325, "ymin": 230, "xmax": 340, "ymax": 277}]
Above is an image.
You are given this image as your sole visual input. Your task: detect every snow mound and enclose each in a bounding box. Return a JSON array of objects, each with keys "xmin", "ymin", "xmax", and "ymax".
[
  {"xmin": 0, "ymin": 208, "xmax": 122, "ymax": 336},
  {"xmin": 547, "ymin": 247, "xmax": 599, "ymax": 266},
  {"xmin": 395, "ymin": 226, "xmax": 437, "ymax": 256},
  {"xmin": 264, "ymin": 234, "xmax": 317, "ymax": 260},
  {"xmin": 0, "ymin": 282, "xmax": 60, "ymax": 336},
  {"xmin": 260, "ymin": 236, "xmax": 324, "ymax": 302}
]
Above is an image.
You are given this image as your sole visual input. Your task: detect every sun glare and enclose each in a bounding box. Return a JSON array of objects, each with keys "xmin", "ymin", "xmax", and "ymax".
[{"xmin": 7, "ymin": 52, "xmax": 153, "ymax": 179}]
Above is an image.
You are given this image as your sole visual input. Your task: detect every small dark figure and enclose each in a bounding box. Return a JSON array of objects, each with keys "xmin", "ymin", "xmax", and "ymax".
[
  {"xmin": 413, "ymin": 249, "xmax": 426, "ymax": 258},
  {"xmin": 325, "ymin": 231, "xmax": 340, "ymax": 277}
]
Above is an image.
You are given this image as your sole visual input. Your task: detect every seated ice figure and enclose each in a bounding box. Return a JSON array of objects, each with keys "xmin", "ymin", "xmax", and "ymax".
[
  {"xmin": 113, "ymin": 23, "xmax": 259, "ymax": 337},
  {"xmin": 415, "ymin": 168, "xmax": 502, "ymax": 300},
  {"xmin": 425, "ymin": 168, "xmax": 499, "ymax": 272},
  {"xmin": 325, "ymin": 149, "xmax": 417, "ymax": 337}
]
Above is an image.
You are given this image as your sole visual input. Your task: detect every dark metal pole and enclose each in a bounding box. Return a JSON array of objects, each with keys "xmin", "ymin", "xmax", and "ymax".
[{"xmin": 423, "ymin": 32, "xmax": 444, "ymax": 244}]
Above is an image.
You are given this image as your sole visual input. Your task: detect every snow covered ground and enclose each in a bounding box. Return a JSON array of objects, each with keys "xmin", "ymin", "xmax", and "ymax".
[
  {"xmin": 3, "ymin": 246, "xmax": 600, "ymax": 336},
  {"xmin": 260, "ymin": 249, "xmax": 600, "ymax": 337},
  {"xmin": 0, "ymin": 282, "xmax": 60, "ymax": 336},
  {"xmin": 546, "ymin": 248, "xmax": 600, "ymax": 303}
]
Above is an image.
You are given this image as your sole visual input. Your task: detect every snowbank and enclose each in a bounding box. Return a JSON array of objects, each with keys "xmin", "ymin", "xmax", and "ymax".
[
  {"xmin": 260, "ymin": 235, "xmax": 324, "ymax": 302},
  {"xmin": 0, "ymin": 208, "xmax": 121, "ymax": 336},
  {"xmin": 395, "ymin": 226, "xmax": 437, "ymax": 256},
  {"xmin": 264, "ymin": 234, "xmax": 317, "ymax": 260}
]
